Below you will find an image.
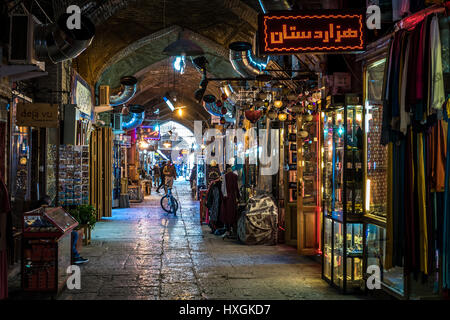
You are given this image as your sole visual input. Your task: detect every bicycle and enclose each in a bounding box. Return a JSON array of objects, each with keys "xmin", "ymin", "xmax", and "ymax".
[{"xmin": 160, "ymin": 186, "xmax": 179, "ymax": 215}]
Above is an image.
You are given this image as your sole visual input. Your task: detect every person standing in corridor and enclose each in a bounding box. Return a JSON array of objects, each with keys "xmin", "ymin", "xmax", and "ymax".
[
  {"xmin": 163, "ymin": 161, "xmax": 177, "ymax": 191},
  {"xmin": 156, "ymin": 161, "xmax": 166, "ymax": 193}
]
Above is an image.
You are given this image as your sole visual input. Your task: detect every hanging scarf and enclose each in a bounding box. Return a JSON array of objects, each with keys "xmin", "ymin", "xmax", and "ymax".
[{"xmin": 429, "ymin": 15, "xmax": 445, "ymax": 111}]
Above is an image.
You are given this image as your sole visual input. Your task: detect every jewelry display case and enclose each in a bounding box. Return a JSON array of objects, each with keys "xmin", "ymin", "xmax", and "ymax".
[
  {"xmin": 196, "ymin": 156, "xmax": 207, "ymax": 199},
  {"xmin": 322, "ymin": 94, "xmax": 364, "ymax": 293}
]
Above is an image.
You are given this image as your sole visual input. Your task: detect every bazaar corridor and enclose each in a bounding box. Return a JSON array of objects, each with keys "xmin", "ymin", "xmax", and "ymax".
[
  {"xmin": 42, "ymin": 180, "xmax": 360, "ymax": 300},
  {"xmin": 2, "ymin": 0, "xmax": 450, "ymax": 308}
]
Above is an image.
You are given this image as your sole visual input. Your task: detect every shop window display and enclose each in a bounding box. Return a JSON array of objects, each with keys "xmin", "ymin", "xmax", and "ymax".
[
  {"xmin": 365, "ymin": 59, "xmax": 388, "ymax": 219},
  {"xmin": 322, "ymin": 94, "xmax": 364, "ymax": 293},
  {"xmin": 297, "ymin": 111, "xmax": 322, "ymax": 255}
]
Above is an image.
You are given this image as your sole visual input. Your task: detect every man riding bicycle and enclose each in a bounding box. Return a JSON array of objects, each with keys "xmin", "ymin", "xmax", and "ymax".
[{"xmin": 163, "ymin": 161, "xmax": 177, "ymax": 191}]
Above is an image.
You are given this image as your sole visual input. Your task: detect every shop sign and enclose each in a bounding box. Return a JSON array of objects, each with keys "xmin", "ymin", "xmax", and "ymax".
[
  {"xmin": 16, "ymin": 103, "xmax": 59, "ymax": 127},
  {"xmin": 258, "ymin": 10, "xmax": 365, "ymax": 54},
  {"xmin": 71, "ymin": 72, "xmax": 94, "ymax": 121}
]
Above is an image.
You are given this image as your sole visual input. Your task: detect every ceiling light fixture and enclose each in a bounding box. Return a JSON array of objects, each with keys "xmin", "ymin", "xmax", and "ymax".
[
  {"xmin": 163, "ymin": 96, "xmax": 175, "ymax": 111},
  {"xmin": 173, "ymin": 55, "xmax": 186, "ymax": 74}
]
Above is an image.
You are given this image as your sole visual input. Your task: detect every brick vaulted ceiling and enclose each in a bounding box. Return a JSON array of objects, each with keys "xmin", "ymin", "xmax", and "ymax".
[{"xmin": 72, "ymin": 0, "xmax": 262, "ymax": 127}]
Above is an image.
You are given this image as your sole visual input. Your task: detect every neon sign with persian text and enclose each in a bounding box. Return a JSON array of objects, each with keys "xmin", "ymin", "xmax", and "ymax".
[{"xmin": 259, "ymin": 11, "xmax": 365, "ymax": 54}]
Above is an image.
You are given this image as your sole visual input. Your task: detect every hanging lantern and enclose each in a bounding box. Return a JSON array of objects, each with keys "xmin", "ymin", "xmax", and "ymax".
[
  {"xmin": 267, "ymin": 110, "xmax": 278, "ymax": 120},
  {"xmin": 245, "ymin": 109, "xmax": 262, "ymax": 123},
  {"xmin": 278, "ymin": 113, "xmax": 287, "ymax": 121},
  {"xmin": 264, "ymin": 100, "xmax": 270, "ymax": 107},
  {"xmin": 274, "ymin": 99, "xmax": 283, "ymax": 109}
]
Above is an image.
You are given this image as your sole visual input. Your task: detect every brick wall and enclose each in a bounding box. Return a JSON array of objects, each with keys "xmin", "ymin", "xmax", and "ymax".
[
  {"xmin": 34, "ymin": 60, "xmax": 73, "ymax": 107},
  {"xmin": 0, "ymin": 76, "xmax": 11, "ymax": 102}
]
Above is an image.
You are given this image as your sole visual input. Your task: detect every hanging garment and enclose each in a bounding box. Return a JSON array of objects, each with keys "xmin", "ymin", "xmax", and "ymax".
[
  {"xmin": 404, "ymin": 130, "xmax": 416, "ymax": 271},
  {"xmin": 381, "ymin": 35, "xmax": 396, "ymax": 145},
  {"xmin": 392, "ymin": 0, "xmax": 411, "ymax": 21},
  {"xmin": 220, "ymin": 173, "xmax": 227, "ymax": 198},
  {"xmin": 413, "ymin": 18, "xmax": 428, "ymax": 120},
  {"xmin": 206, "ymin": 181, "xmax": 222, "ymax": 227},
  {"xmin": 431, "ymin": 120, "xmax": 447, "ymax": 192},
  {"xmin": 390, "ymin": 31, "xmax": 404, "ymax": 124},
  {"xmin": 429, "ymin": 15, "xmax": 445, "ymax": 111},
  {"xmin": 400, "ymin": 32, "xmax": 411, "ymax": 135},
  {"xmin": 417, "ymin": 132, "xmax": 428, "ymax": 274},
  {"xmin": 0, "ymin": 179, "xmax": 11, "ymax": 300},
  {"xmin": 406, "ymin": 21, "xmax": 421, "ymax": 112},
  {"xmin": 423, "ymin": 15, "xmax": 433, "ymax": 117},
  {"xmin": 442, "ymin": 99, "xmax": 450, "ymax": 289},
  {"xmin": 220, "ymin": 171, "xmax": 240, "ymax": 226}
]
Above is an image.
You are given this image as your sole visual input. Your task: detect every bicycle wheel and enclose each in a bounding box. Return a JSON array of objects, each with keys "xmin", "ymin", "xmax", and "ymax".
[
  {"xmin": 160, "ymin": 195, "xmax": 172, "ymax": 213},
  {"xmin": 171, "ymin": 198, "xmax": 179, "ymax": 214}
]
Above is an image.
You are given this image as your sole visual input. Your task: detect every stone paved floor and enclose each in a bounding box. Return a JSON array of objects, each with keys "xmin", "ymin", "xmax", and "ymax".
[{"xmin": 12, "ymin": 180, "xmax": 367, "ymax": 300}]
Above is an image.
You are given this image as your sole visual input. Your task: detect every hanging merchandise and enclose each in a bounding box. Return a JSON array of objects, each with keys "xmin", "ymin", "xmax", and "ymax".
[
  {"xmin": 58, "ymin": 145, "xmax": 89, "ymax": 206},
  {"xmin": 380, "ymin": 10, "xmax": 450, "ymax": 298},
  {"xmin": 244, "ymin": 109, "xmax": 263, "ymax": 123}
]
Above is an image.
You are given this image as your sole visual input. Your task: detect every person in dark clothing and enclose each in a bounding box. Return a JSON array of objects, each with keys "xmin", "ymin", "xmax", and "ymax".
[
  {"xmin": 156, "ymin": 161, "xmax": 167, "ymax": 193},
  {"xmin": 206, "ymin": 172, "xmax": 224, "ymax": 234},
  {"xmin": 220, "ymin": 165, "xmax": 240, "ymax": 238}
]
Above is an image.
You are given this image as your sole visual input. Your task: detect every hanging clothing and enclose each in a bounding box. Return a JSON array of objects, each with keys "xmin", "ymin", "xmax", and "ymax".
[
  {"xmin": 429, "ymin": 15, "xmax": 445, "ymax": 111},
  {"xmin": 442, "ymin": 100, "xmax": 450, "ymax": 289},
  {"xmin": 0, "ymin": 179, "xmax": 11, "ymax": 300},
  {"xmin": 431, "ymin": 120, "xmax": 447, "ymax": 192},
  {"xmin": 417, "ymin": 133, "xmax": 428, "ymax": 274},
  {"xmin": 206, "ymin": 180, "xmax": 222, "ymax": 230},
  {"xmin": 220, "ymin": 171, "xmax": 240, "ymax": 226},
  {"xmin": 400, "ymin": 32, "xmax": 411, "ymax": 135}
]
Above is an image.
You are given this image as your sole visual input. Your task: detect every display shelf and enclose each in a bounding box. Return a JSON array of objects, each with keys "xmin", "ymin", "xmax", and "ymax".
[
  {"xmin": 58, "ymin": 145, "xmax": 89, "ymax": 206},
  {"xmin": 322, "ymin": 94, "xmax": 364, "ymax": 293}
]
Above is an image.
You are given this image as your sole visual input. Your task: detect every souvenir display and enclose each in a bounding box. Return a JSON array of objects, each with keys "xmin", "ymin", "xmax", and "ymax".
[
  {"xmin": 22, "ymin": 207, "xmax": 78, "ymax": 293},
  {"xmin": 58, "ymin": 145, "xmax": 89, "ymax": 206}
]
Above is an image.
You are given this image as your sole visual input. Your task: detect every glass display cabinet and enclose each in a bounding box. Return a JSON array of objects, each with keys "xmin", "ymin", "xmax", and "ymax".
[
  {"xmin": 22, "ymin": 207, "xmax": 78, "ymax": 293},
  {"xmin": 284, "ymin": 118, "xmax": 298, "ymax": 246},
  {"xmin": 196, "ymin": 155, "xmax": 207, "ymax": 197},
  {"xmin": 364, "ymin": 58, "xmax": 388, "ymax": 221},
  {"xmin": 297, "ymin": 112, "xmax": 322, "ymax": 255},
  {"xmin": 322, "ymin": 94, "xmax": 364, "ymax": 293}
]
